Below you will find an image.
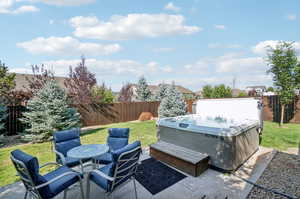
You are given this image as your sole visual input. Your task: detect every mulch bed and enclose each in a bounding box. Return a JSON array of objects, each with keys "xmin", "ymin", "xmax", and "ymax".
[{"xmin": 247, "ymin": 151, "xmax": 300, "ymax": 199}]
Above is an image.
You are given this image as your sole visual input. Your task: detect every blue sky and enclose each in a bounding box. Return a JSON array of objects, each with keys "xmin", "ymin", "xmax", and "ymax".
[{"xmin": 1, "ymin": 0, "xmax": 300, "ymax": 91}]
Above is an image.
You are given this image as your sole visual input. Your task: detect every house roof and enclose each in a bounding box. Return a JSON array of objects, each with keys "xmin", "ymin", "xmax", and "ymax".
[
  {"xmin": 246, "ymin": 86, "xmax": 266, "ymax": 90},
  {"xmin": 14, "ymin": 73, "xmax": 67, "ymax": 91},
  {"xmin": 131, "ymin": 84, "xmax": 194, "ymax": 95}
]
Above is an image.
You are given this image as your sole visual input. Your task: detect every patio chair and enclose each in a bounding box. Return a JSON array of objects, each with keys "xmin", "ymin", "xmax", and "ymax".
[
  {"xmin": 10, "ymin": 149, "xmax": 84, "ymax": 199},
  {"xmin": 86, "ymin": 141, "xmax": 142, "ymax": 199},
  {"xmin": 92, "ymin": 128, "xmax": 130, "ymax": 166},
  {"xmin": 53, "ymin": 128, "xmax": 89, "ymax": 168}
]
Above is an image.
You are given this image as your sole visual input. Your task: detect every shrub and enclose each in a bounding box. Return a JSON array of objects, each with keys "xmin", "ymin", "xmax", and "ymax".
[{"xmin": 21, "ymin": 80, "xmax": 81, "ymax": 141}]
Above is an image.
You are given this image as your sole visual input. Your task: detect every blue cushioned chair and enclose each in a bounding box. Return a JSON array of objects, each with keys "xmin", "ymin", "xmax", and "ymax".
[
  {"xmin": 10, "ymin": 149, "xmax": 84, "ymax": 199},
  {"xmin": 53, "ymin": 128, "xmax": 89, "ymax": 170},
  {"xmin": 87, "ymin": 141, "xmax": 142, "ymax": 199},
  {"xmin": 92, "ymin": 128, "xmax": 130, "ymax": 166}
]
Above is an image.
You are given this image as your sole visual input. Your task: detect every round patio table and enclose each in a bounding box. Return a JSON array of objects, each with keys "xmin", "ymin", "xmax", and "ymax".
[{"xmin": 67, "ymin": 144, "xmax": 109, "ymax": 173}]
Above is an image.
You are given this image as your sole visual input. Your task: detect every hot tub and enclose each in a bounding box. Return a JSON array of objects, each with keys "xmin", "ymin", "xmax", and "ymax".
[{"xmin": 157, "ymin": 98, "xmax": 263, "ymax": 172}]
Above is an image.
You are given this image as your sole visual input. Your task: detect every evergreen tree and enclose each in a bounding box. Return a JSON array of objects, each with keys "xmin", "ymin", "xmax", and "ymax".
[
  {"xmin": 0, "ymin": 105, "xmax": 7, "ymax": 132},
  {"xmin": 136, "ymin": 76, "xmax": 152, "ymax": 101},
  {"xmin": 154, "ymin": 83, "xmax": 169, "ymax": 101},
  {"xmin": 21, "ymin": 80, "xmax": 81, "ymax": 141},
  {"xmin": 158, "ymin": 83, "xmax": 187, "ymax": 117}
]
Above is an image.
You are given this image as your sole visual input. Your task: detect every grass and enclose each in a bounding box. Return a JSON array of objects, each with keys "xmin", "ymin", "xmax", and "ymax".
[
  {"xmin": 0, "ymin": 120, "xmax": 299, "ymax": 187},
  {"xmin": 260, "ymin": 121, "xmax": 300, "ymax": 150}
]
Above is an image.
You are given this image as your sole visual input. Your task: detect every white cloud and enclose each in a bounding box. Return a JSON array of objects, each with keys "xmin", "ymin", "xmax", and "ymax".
[
  {"xmin": 214, "ymin": 24, "xmax": 226, "ymax": 30},
  {"xmin": 252, "ymin": 40, "xmax": 300, "ymax": 55},
  {"xmin": 216, "ymin": 57, "xmax": 265, "ymax": 73},
  {"xmin": 0, "ymin": 0, "xmax": 39, "ymax": 14},
  {"xmin": 69, "ymin": 14, "xmax": 201, "ymax": 40},
  {"xmin": 208, "ymin": 43, "xmax": 241, "ymax": 49},
  {"xmin": 287, "ymin": 14, "xmax": 297, "ymax": 21},
  {"xmin": 17, "ymin": 0, "xmax": 95, "ymax": 6},
  {"xmin": 39, "ymin": 58, "xmax": 172, "ymax": 77},
  {"xmin": 17, "ymin": 36, "xmax": 122, "ymax": 56},
  {"xmin": 153, "ymin": 47, "xmax": 175, "ymax": 53},
  {"xmin": 164, "ymin": 2, "xmax": 181, "ymax": 12},
  {"xmin": 49, "ymin": 19, "xmax": 54, "ymax": 24}
]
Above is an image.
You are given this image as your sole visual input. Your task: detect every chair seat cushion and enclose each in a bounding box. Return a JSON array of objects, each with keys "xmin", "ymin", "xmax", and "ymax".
[
  {"xmin": 65, "ymin": 156, "xmax": 90, "ymax": 167},
  {"xmin": 90, "ymin": 163, "xmax": 114, "ymax": 192},
  {"xmin": 92, "ymin": 152, "xmax": 113, "ymax": 165},
  {"xmin": 42, "ymin": 166, "xmax": 82, "ymax": 198}
]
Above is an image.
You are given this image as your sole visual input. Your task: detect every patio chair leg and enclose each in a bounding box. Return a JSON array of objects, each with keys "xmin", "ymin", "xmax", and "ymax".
[
  {"xmin": 63, "ymin": 190, "xmax": 68, "ymax": 199},
  {"xmin": 23, "ymin": 190, "xmax": 28, "ymax": 199},
  {"xmin": 86, "ymin": 177, "xmax": 91, "ymax": 199},
  {"xmin": 79, "ymin": 179, "xmax": 85, "ymax": 199},
  {"xmin": 133, "ymin": 179, "xmax": 138, "ymax": 199}
]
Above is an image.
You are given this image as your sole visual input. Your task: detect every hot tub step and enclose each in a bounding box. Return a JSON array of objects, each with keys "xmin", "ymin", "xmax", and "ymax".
[{"xmin": 150, "ymin": 141, "xmax": 209, "ymax": 177}]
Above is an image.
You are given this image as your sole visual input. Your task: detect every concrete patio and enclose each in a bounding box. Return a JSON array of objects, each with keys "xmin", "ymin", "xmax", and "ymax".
[{"xmin": 0, "ymin": 147, "xmax": 276, "ymax": 199}]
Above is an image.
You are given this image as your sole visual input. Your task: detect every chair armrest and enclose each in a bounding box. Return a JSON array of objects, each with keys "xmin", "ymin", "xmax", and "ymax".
[
  {"xmin": 88, "ymin": 169, "xmax": 115, "ymax": 182},
  {"xmin": 35, "ymin": 171, "xmax": 82, "ymax": 190},
  {"xmin": 53, "ymin": 149, "xmax": 66, "ymax": 165},
  {"xmin": 39, "ymin": 162, "xmax": 61, "ymax": 169}
]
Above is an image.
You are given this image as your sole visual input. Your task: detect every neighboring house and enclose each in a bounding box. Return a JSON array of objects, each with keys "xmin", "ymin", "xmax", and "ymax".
[
  {"xmin": 14, "ymin": 73, "xmax": 67, "ymax": 91},
  {"xmin": 128, "ymin": 84, "xmax": 195, "ymax": 101},
  {"xmin": 245, "ymin": 86, "xmax": 266, "ymax": 96},
  {"xmin": 194, "ymin": 90, "xmax": 202, "ymax": 99}
]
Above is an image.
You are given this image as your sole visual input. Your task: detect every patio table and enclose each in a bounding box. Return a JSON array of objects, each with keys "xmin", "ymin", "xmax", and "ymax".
[{"xmin": 67, "ymin": 144, "xmax": 109, "ymax": 173}]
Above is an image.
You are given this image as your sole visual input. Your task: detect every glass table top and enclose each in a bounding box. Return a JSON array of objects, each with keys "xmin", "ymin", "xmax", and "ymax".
[{"xmin": 67, "ymin": 144, "xmax": 109, "ymax": 159}]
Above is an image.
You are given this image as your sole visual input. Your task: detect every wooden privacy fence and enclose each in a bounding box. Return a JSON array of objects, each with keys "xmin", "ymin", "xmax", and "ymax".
[
  {"xmin": 78, "ymin": 101, "xmax": 161, "ymax": 127},
  {"xmin": 263, "ymin": 95, "xmax": 300, "ymax": 123},
  {"xmin": 4, "ymin": 97, "xmax": 300, "ymax": 135},
  {"xmin": 4, "ymin": 106, "xmax": 27, "ymax": 136}
]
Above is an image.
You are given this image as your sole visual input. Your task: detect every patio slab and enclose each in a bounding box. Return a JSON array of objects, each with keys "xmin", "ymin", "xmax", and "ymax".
[{"xmin": 0, "ymin": 147, "xmax": 275, "ymax": 199}]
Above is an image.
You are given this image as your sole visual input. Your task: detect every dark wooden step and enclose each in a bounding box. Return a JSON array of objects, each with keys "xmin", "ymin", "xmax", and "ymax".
[{"xmin": 150, "ymin": 141, "xmax": 209, "ymax": 177}]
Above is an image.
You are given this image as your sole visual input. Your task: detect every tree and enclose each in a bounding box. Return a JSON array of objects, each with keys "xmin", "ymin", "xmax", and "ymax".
[
  {"xmin": 267, "ymin": 87, "xmax": 274, "ymax": 92},
  {"xmin": 212, "ymin": 84, "xmax": 232, "ymax": 98},
  {"xmin": 21, "ymin": 80, "xmax": 81, "ymax": 141},
  {"xmin": 25, "ymin": 64, "xmax": 55, "ymax": 97},
  {"xmin": 238, "ymin": 91, "xmax": 247, "ymax": 97},
  {"xmin": 136, "ymin": 76, "xmax": 152, "ymax": 101},
  {"xmin": 154, "ymin": 83, "xmax": 170, "ymax": 101},
  {"xmin": 202, "ymin": 84, "xmax": 232, "ymax": 98},
  {"xmin": 0, "ymin": 105, "xmax": 7, "ymax": 133},
  {"xmin": 202, "ymin": 85, "xmax": 214, "ymax": 98},
  {"xmin": 64, "ymin": 57, "xmax": 97, "ymax": 105},
  {"xmin": 91, "ymin": 83, "xmax": 115, "ymax": 104},
  {"xmin": 158, "ymin": 83, "xmax": 187, "ymax": 117},
  {"xmin": 267, "ymin": 41, "xmax": 300, "ymax": 126},
  {"xmin": 118, "ymin": 83, "xmax": 133, "ymax": 102},
  {"xmin": 0, "ymin": 61, "xmax": 16, "ymax": 98}
]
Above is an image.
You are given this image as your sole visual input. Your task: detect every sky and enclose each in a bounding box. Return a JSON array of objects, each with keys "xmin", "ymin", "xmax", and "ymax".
[{"xmin": 1, "ymin": 0, "xmax": 300, "ymax": 92}]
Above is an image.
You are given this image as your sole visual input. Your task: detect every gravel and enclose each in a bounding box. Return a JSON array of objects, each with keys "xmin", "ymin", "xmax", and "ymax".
[{"xmin": 247, "ymin": 151, "xmax": 300, "ymax": 199}]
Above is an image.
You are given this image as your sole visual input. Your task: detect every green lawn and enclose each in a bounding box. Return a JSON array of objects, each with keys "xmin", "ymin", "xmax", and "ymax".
[{"xmin": 0, "ymin": 120, "xmax": 299, "ymax": 187}]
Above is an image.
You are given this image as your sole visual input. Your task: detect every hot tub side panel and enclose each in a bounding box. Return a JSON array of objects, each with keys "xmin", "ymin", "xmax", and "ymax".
[
  {"xmin": 157, "ymin": 126, "xmax": 235, "ymax": 171},
  {"xmin": 232, "ymin": 126, "xmax": 259, "ymax": 170}
]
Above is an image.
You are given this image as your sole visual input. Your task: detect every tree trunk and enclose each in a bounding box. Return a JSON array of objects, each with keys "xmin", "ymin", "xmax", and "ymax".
[{"xmin": 280, "ymin": 104, "xmax": 285, "ymax": 127}]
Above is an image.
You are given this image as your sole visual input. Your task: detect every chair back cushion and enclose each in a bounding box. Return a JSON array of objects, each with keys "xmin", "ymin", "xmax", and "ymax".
[
  {"xmin": 110, "ymin": 141, "xmax": 141, "ymax": 191},
  {"xmin": 53, "ymin": 128, "xmax": 81, "ymax": 157},
  {"xmin": 107, "ymin": 128, "xmax": 129, "ymax": 151},
  {"xmin": 11, "ymin": 150, "xmax": 50, "ymax": 198}
]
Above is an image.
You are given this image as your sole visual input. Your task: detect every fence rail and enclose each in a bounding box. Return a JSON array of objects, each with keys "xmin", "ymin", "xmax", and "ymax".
[{"xmin": 3, "ymin": 97, "xmax": 300, "ymax": 136}]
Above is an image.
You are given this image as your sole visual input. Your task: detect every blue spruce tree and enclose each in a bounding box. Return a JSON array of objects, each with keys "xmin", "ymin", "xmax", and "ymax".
[
  {"xmin": 0, "ymin": 105, "xmax": 7, "ymax": 132},
  {"xmin": 21, "ymin": 80, "xmax": 81, "ymax": 141},
  {"xmin": 136, "ymin": 76, "xmax": 152, "ymax": 101},
  {"xmin": 158, "ymin": 83, "xmax": 187, "ymax": 117}
]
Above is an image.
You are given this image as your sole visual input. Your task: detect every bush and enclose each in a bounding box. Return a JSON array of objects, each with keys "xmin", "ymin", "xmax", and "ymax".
[{"xmin": 20, "ymin": 80, "xmax": 81, "ymax": 141}]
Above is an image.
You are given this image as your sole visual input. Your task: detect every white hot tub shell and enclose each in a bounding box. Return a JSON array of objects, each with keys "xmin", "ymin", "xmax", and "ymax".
[{"xmin": 157, "ymin": 98, "xmax": 263, "ymax": 172}]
